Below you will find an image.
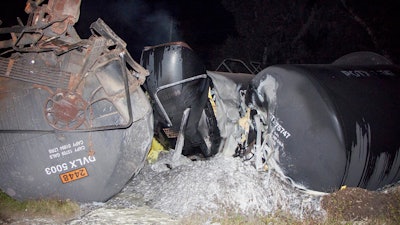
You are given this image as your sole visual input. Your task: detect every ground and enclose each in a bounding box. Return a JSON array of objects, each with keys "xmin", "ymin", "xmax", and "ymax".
[
  {"xmin": 2, "ymin": 186, "xmax": 400, "ymax": 224},
  {"xmin": 1, "ymin": 156, "xmax": 400, "ymax": 225},
  {"xmin": 322, "ymin": 185, "xmax": 400, "ymax": 224}
]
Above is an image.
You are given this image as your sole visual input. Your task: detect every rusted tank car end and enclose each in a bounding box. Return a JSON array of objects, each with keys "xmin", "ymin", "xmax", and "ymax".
[{"xmin": 0, "ymin": 0, "xmax": 153, "ymax": 202}]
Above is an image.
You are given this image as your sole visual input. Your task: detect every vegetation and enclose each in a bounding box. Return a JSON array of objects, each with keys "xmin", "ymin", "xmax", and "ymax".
[
  {"xmin": 205, "ymin": 0, "xmax": 400, "ymax": 68},
  {"xmin": 0, "ymin": 190, "xmax": 80, "ymax": 223}
]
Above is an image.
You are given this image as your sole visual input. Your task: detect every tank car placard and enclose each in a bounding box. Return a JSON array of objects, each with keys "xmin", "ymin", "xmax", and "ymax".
[{"xmin": 59, "ymin": 167, "xmax": 89, "ymax": 184}]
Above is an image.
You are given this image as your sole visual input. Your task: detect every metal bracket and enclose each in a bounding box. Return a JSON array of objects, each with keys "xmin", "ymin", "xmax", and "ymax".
[{"xmin": 153, "ymin": 74, "xmax": 207, "ymax": 127}]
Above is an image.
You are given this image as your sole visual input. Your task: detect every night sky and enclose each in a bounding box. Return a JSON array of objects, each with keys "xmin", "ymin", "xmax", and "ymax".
[
  {"xmin": 0, "ymin": 0, "xmax": 235, "ymax": 63},
  {"xmin": 76, "ymin": 0, "xmax": 236, "ymax": 61}
]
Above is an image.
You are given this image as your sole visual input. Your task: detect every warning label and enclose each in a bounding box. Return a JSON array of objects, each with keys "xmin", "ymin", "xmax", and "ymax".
[{"xmin": 59, "ymin": 167, "xmax": 88, "ymax": 184}]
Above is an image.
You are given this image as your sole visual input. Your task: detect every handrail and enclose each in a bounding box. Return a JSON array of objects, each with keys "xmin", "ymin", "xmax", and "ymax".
[{"xmin": 216, "ymin": 58, "xmax": 261, "ymax": 74}]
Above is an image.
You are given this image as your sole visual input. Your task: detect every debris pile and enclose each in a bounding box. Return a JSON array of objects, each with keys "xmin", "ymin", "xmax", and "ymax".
[{"xmin": 108, "ymin": 153, "xmax": 326, "ymax": 220}]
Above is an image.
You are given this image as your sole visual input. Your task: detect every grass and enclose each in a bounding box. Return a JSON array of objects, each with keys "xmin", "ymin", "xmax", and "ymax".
[{"xmin": 0, "ymin": 190, "xmax": 80, "ymax": 222}]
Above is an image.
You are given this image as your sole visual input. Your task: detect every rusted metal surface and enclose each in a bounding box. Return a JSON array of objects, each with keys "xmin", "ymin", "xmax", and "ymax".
[
  {"xmin": 0, "ymin": 1, "xmax": 82, "ymax": 51},
  {"xmin": 0, "ymin": 0, "xmax": 153, "ymax": 202},
  {"xmin": 0, "ymin": 0, "xmax": 150, "ymax": 132},
  {"xmin": 25, "ymin": 0, "xmax": 81, "ymax": 35},
  {"xmin": 44, "ymin": 91, "xmax": 88, "ymax": 130},
  {"xmin": 0, "ymin": 54, "xmax": 71, "ymax": 89}
]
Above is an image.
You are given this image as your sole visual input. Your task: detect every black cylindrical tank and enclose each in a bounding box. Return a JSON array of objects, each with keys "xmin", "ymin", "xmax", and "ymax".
[
  {"xmin": 141, "ymin": 42, "xmax": 220, "ymax": 157},
  {"xmin": 246, "ymin": 55, "xmax": 400, "ymax": 192}
]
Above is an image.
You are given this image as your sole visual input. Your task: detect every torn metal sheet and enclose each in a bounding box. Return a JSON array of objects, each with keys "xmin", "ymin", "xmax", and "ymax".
[{"xmin": 206, "ymin": 70, "xmax": 254, "ymax": 157}]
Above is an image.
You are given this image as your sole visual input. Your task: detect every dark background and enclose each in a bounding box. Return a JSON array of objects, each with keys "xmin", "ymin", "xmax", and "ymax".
[{"xmin": 1, "ymin": 0, "xmax": 399, "ymax": 69}]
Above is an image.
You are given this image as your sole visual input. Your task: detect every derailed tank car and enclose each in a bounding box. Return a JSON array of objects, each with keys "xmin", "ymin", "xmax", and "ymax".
[
  {"xmin": 141, "ymin": 42, "xmax": 221, "ymax": 157},
  {"xmin": 245, "ymin": 52, "xmax": 400, "ymax": 192},
  {"xmin": 0, "ymin": 0, "xmax": 153, "ymax": 201}
]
